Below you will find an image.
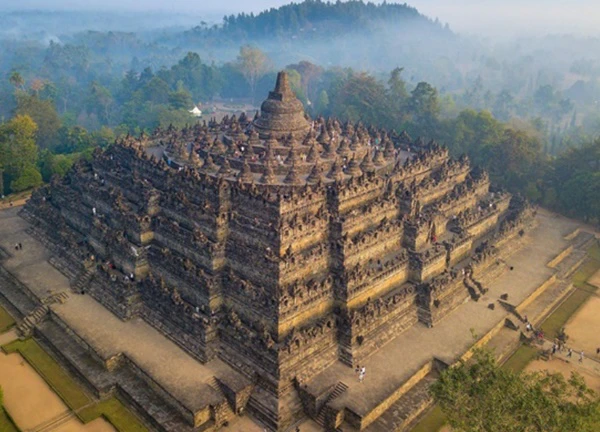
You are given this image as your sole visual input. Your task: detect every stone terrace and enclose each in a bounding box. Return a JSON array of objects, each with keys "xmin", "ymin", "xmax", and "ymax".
[
  {"xmin": 0, "ymin": 206, "xmax": 254, "ymax": 429},
  {"xmin": 302, "ymin": 209, "xmax": 582, "ymax": 427},
  {"xmin": 1, "ymin": 201, "xmax": 588, "ymax": 431}
]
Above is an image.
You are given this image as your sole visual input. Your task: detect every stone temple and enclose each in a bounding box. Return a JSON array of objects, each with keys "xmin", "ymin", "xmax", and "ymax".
[{"xmin": 20, "ymin": 71, "xmax": 536, "ymax": 431}]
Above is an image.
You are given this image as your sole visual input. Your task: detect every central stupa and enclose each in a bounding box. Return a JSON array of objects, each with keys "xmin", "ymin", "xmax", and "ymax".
[{"xmin": 253, "ymin": 71, "xmax": 310, "ymax": 138}]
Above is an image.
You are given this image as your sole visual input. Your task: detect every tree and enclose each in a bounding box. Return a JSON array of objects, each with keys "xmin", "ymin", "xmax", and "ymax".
[
  {"xmin": 388, "ymin": 67, "xmax": 408, "ymax": 102},
  {"xmin": 490, "ymin": 128, "xmax": 542, "ymax": 189},
  {"xmin": 236, "ymin": 45, "xmax": 272, "ymax": 104},
  {"xmin": 288, "ymin": 61, "xmax": 323, "ymax": 102},
  {"xmin": 408, "ymin": 82, "xmax": 439, "ymax": 135},
  {"xmin": 11, "ymin": 164, "xmax": 43, "ymax": 192},
  {"xmin": 54, "ymin": 126, "xmax": 92, "ymax": 154},
  {"xmin": 387, "ymin": 67, "xmax": 409, "ymax": 128},
  {"xmin": 9, "ymin": 71, "xmax": 25, "ymax": 91},
  {"xmin": 329, "ymin": 72, "xmax": 392, "ymax": 127},
  {"xmin": 88, "ymin": 82, "xmax": 114, "ymax": 124},
  {"xmin": 15, "ymin": 93, "xmax": 61, "ymax": 149},
  {"xmin": 0, "ymin": 115, "xmax": 39, "ymax": 177},
  {"xmin": 142, "ymin": 77, "xmax": 170, "ymax": 106},
  {"xmin": 168, "ymin": 82, "xmax": 194, "ymax": 110},
  {"xmin": 40, "ymin": 151, "xmax": 75, "ymax": 181},
  {"xmin": 316, "ymin": 90, "xmax": 330, "ymax": 114},
  {"xmin": 0, "ymin": 115, "xmax": 40, "ymax": 194},
  {"xmin": 432, "ymin": 348, "xmax": 600, "ymax": 432}
]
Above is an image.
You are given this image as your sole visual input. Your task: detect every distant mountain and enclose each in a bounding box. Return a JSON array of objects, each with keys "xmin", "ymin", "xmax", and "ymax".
[
  {"xmin": 191, "ymin": 0, "xmax": 452, "ymax": 41},
  {"xmin": 162, "ymin": 0, "xmax": 459, "ymax": 84}
]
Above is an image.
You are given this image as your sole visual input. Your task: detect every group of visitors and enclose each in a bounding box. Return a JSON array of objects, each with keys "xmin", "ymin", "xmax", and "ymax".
[{"xmin": 524, "ymin": 316, "xmax": 586, "ymax": 363}]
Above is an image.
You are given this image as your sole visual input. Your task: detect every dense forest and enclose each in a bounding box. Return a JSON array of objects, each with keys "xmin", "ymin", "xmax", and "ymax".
[{"xmin": 0, "ymin": 1, "xmax": 599, "ymax": 223}]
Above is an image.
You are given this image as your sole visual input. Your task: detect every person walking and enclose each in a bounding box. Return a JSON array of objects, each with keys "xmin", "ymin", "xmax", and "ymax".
[
  {"xmin": 567, "ymin": 348, "xmax": 573, "ymax": 358},
  {"xmin": 359, "ymin": 366, "xmax": 366, "ymax": 383},
  {"xmin": 579, "ymin": 351, "xmax": 584, "ymax": 363}
]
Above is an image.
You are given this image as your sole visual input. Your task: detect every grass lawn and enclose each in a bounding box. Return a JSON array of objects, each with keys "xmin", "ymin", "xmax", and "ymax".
[
  {"xmin": 2, "ymin": 339, "xmax": 148, "ymax": 432},
  {"xmin": 0, "ymin": 307, "xmax": 15, "ymax": 334},
  {"xmin": 540, "ymin": 244, "xmax": 600, "ymax": 340},
  {"xmin": 79, "ymin": 398, "xmax": 147, "ymax": 432},
  {"xmin": 2, "ymin": 339, "xmax": 92, "ymax": 410},
  {"xmin": 0, "ymin": 407, "xmax": 19, "ymax": 432},
  {"xmin": 501, "ymin": 344, "xmax": 539, "ymax": 373},
  {"xmin": 411, "ymin": 406, "xmax": 446, "ymax": 432}
]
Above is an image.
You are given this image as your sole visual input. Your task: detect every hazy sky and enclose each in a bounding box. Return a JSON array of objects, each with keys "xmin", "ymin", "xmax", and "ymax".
[{"xmin": 3, "ymin": 0, "xmax": 600, "ymax": 37}]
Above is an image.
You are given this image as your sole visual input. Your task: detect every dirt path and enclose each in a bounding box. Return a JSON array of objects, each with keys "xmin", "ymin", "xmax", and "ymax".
[
  {"xmin": 0, "ymin": 196, "xmax": 29, "ymax": 210},
  {"xmin": 562, "ymin": 296, "xmax": 600, "ymax": 359},
  {"xmin": 525, "ymin": 358, "xmax": 600, "ymax": 392}
]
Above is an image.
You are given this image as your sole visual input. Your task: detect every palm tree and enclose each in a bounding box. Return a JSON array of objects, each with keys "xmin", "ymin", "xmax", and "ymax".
[{"xmin": 9, "ymin": 71, "xmax": 25, "ymax": 91}]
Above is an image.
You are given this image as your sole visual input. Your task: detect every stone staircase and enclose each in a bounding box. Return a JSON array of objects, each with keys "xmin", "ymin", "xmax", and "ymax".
[
  {"xmin": 70, "ymin": 267, "xmax": 96, "ymax": 294},
  {"xmin": 17, "ymin": 305, "xmax": 49, "ymax": 337},
  {"xmin": 315, "ymin": 381, "xmax": 349, "ymax": 427},
  {"xmin": 43, "ymin": 291, "xmax": 70, "ymax": 305},
  {"xmin": 206, "ymin": 376, "xmax": 236, "ymax": 426}
]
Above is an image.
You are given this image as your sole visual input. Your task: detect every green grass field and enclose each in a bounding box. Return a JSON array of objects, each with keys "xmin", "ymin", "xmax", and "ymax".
[
  {"xmin": 1, "ymin": 339, "xmax": 148, "ymax": 432},
  {"xmin": 0, "ymin": 307, "xmax": 15, "ymax": 334},
  {"xmin": 0, "ymin": 407, "xmax": 19, "ymax": 432},
  {"xmin": 79, "ymin": 399, "xmax": 148, "ymax": 432},
  {"xmin": 2, "ymin": 339, "xmax": 92, "ymax": 410},
  {"xmin": 541, "ymin": 243, "xmax": 600, "ymax": 339}
]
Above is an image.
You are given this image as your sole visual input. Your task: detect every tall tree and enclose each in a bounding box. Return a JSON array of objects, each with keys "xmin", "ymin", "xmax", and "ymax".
[
  {"xmin": 15, "ymin": 94, "xmax": 61, "ymax": 150},
  {"xmin": 9, "ymin": 71, "xmax": 25, "ymax": 91},
  {"xmin": 236, "ymin": 45, "xmax": 272, "ymax": 104},
  {"xmin": 288, "ymin": 61, "xmax": 323, "ymax": 103},
  {"xmin": 0, "ymin": 115, "xmax": 40, "ymax": 194},
  {"xmin": 408, "ymin": 82, "xmax": 439, "ymax": 135},
  {"xmin": 431, "ymin": 348, "xmax": 600, "ymax": 432}
]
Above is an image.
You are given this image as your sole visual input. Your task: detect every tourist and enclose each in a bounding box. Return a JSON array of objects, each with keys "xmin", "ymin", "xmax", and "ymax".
[
  {"xmin": 579, "ymin": 351, "xmax": 584, "ymax": 363},
  {"xmin": 18, "ymin": 242, "xmax": 22, "ymax": 250},
  {"xmin": 15, "ymin": 243, "xmax": 19, "ymax": 251},
  {"xmin": 567, "ymin": 348, "xmax": 573, "ymax": 358}
]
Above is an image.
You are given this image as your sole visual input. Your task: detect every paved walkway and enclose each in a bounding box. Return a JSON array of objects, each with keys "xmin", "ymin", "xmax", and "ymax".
[
  {"xmin": 307, "ymin": 209, "xmax": 582, "ymax": 415},
  {"xmin": 0, "ymin": 207, "xmax": 236, "ymax": 414}
]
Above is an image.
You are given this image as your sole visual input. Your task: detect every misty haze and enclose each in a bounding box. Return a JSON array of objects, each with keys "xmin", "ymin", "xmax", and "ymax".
[{"xmin": 0, "ymin": 2, "xmax": 599, "ymax": 432}]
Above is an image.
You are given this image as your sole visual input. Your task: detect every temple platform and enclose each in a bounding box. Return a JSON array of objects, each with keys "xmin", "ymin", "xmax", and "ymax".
[
  {"xmin": 300, "ymin": 209, "xmax": 590, "ymax": 430},
  {"xmin": 1, "ymin": 204, "xmax": 595, "ymax": 431},
  {"xmin": 0, "ymin": 206, "xmax": 256, "ymax": 430}
]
